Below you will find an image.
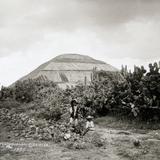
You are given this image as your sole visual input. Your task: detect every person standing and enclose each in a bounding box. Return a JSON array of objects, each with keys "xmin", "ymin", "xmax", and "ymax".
[{"xmin": 69, "ymin": 99, "xmax": 79, "ymax": 126}]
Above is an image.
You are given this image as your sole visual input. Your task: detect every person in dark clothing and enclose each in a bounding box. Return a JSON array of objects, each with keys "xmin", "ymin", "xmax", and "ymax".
[
  {"xmin": 153, "ymin": 62, "xmax": 159, "ymax": 74},
  {"xmin": 69, "ymin": 99, "xmax": 79, "ymax": 126}
]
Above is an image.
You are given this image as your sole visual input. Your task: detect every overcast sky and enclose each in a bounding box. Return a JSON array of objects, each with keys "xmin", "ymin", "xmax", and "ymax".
[{"xmin": 0, "ymin": 0, "xmax": 160, "ymax": 86}]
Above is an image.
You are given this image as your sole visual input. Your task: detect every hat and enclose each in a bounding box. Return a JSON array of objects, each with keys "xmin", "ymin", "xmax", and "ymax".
[
  {"xmin": 86, "ymin": 115, "xmax": 93, "ymax": 120},
  {"xmin": 71, "ymin": 99, "xmax": 78, "ymax": 105}
]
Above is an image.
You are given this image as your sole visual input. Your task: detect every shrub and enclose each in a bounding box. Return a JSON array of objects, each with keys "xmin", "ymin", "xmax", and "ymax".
[{"xmin": 0, "ymin": 99, "xmax": 21, "ymax": 109}]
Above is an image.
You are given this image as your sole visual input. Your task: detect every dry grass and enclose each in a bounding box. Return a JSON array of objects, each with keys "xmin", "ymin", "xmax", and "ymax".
[{"xmin": 94, "ymin": 115, "xmax": 160, "ymax": 130}]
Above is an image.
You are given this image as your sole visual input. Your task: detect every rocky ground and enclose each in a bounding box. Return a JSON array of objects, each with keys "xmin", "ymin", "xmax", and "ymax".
[{"xmin": 0, "ymin": 124, "xmax": 160, "ymax": 160}]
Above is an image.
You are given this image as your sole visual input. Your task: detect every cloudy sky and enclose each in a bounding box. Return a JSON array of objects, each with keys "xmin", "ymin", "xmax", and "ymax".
[{"xmin": 0, "ymin": 0, "xmax": 160, "ymax": 86}]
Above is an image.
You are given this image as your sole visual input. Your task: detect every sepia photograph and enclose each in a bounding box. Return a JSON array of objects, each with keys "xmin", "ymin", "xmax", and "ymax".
[{"xmin": 0, "ymin": 0, "xmax": 160, "ymax": 159}]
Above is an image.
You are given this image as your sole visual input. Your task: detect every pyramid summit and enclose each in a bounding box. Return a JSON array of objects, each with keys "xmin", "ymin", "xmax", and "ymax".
[
  {"xmin": 17, "ymin": 54, "xmax": 119, "ymax": 88},
  {"xmin": 52, "ymin": 54, "xmax": 105, "ymax": 64}
]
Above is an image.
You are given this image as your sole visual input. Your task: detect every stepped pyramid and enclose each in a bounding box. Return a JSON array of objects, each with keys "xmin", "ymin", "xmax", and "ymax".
[{"xmin": 18, "ymin": 54, "xmax": 119, "ymax": 88}]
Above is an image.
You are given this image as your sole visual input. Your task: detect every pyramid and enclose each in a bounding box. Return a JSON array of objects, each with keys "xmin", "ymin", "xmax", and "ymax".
[{"xmin": 18, "ymin": 54, "xmax": 119, "ymax": 88}]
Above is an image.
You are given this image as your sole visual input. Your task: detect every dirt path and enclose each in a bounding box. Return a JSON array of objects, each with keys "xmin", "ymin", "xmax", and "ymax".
[
  {"xmin": 0, "ymin": 126, "xmax": 160, "ymax": 160},
  {"xmin": 95, "ymin": 126, "xmax": 144, "ymax": 160},
  {"xmin": 96, "ymin": 126, "xmax": 160, "ymax": 160}
]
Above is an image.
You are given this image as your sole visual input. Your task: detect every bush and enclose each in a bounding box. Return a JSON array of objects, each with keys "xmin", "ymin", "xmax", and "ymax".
[
  {"xmin": 0, "ymin": 99, "xmax": 21, "ymax": 109},
  {"xmin": 0, "ymin": 77, "xmax": 57, "ymax": 103},
  {"xmin": 36, "ymin": 105, "xmax": 63, "ymax": 121},
  {"xmin": 0, "ymin": 86, "xmax": 14, "ymax": 100}
]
